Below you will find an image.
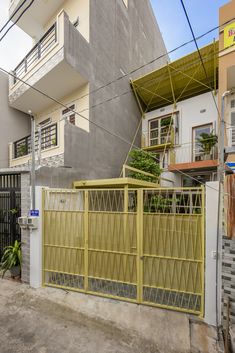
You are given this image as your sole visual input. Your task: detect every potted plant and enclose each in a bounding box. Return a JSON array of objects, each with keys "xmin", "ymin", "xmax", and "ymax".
[
  {"xmin": 197, "ymin": 132, "xmax": 218, "ymax": 160},
  {"xmin": 18, "ymin": 144, "xmax": 27, "ymax": 157},
  {"xmin": 0, "ymin": 240, "xmax": 22, "ymax": 278}
]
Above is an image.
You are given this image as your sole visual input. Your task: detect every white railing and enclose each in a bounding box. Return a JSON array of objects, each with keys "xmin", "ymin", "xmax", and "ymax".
[
  {"xmin": 228, "ymin": 126, "xmax": 235, "ymax": 147},
  {"xmin": 13, "ymin": 23, "xmax": 57, "ymax": 84},
  {"xmin": 170, "ymin": 144, "xmax": 218, "ymax": 164}
]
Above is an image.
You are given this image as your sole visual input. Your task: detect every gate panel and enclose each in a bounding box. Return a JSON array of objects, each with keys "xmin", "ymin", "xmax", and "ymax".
[
  {"xmin": 43, "ymin": 187, "xmax": 204, "ymax": 316},
  {"xmin": 43, "ymin": 190, "xmax": 85, "ymax": 290},
  {"xmin": 87, "ymin": 190, "xmax": 138, "ymax": 300},
  {"xmin": 142, "ymin": 188, "xmax": 204, "ymax": 315}
]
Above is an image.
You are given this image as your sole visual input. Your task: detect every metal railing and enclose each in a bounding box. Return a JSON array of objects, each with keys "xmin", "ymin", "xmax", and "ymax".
[
  {"xmin": 13, "ymin": 123, "xmax": 57, "ymax": 159},
  {"xmin": 228, "ymin": 126, "xmax": 235, "ymax": 147},
  {"xmin": 170, "ymin": 143, "xmax": 218, "ymax": 165},
  {"xmin": 13, "ymin": 23, "xmax": 57, "ymax": 84},
  {"xmin": 142, "ymin": 126, "xmax": 174, "ymax": 149}
]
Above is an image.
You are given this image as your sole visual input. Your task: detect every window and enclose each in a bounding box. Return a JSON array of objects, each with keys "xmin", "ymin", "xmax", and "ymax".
[
  {"xmin": 62, "ymin": 104, "xmax": 76, "ymax": 126},
  {"xmin": 192, "ymin": 124, "xmax": 213, "ymax": 161},
  {"xmin": 182, "ymin": 173, "xmax": 212, "ymax": 187},
  {"xmin": 148, "ymin": 113, "xmax": 179, "ymax": 147}
]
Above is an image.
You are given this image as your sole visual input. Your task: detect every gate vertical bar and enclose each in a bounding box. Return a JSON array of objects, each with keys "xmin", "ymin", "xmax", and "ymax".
[
  {"xmin": 84, "ymin": 190, "xmax": 89, "ymax": 292},
  {"xmin": 201, "ymin": 186, "xmax": 205, "ymax": 317},
  {"xmin": 137, "ymin": 189, "xmax": 143, "ymax": 303},
  {"xmin": 42, "ymin": 189, "xmax": 45, "ymax": 286}
]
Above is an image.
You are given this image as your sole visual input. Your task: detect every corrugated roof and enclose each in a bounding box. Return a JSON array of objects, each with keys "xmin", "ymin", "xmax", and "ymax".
[{"xmin": 132, "ymin": 41, "xmax": 218, "ymax": 111}]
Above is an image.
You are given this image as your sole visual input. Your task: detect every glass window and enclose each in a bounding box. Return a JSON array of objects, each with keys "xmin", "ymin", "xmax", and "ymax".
[
  {"xmin": 192, "ymin": 124, "xmax": 212, "ymax": 161},
  {"xmin": 182, "ymin": 173, "xmax": 211, "ymax": 187}
]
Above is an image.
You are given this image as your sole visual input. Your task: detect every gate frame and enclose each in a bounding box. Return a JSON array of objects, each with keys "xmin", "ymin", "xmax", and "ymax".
[{"xmin": 41, "ymin": 185, "xmax": 205, "ymax": 317}]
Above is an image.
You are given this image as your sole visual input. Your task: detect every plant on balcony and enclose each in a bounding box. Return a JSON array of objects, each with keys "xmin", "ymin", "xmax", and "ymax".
[
  {"xmin": 0, "ymin": 240, "xmax": 21, "ymax": 278},
  {"xmin": 196, "ymin": 132, "xmax": 218, "ymax": 159},
  {"xmin": 128, "ymin": 149, "xmax": 161, "ymax": 182},
  {"xmin": 160, "ymin": 117, "xmax": 172, "ymax": 127},
  {"xmin": 18, "ymin": 144, "xmax": 27, "ymax": 157}
]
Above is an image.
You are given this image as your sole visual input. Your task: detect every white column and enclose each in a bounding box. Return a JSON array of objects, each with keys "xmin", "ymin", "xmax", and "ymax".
[
  {"xmin": 204, "ymin": 181, "xmax": 220, "ymax": 326},
  {"xmin": 30, "ymin": 186, "xmax": 43, "ymax": 288}
]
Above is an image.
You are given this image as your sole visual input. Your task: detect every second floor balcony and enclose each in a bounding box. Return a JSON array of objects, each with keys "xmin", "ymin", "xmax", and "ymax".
[
  {"xmin": 168, "ymin": 143, "xmax": 218, "ymax": 172},
  {"xmin": 9, "ymin": 10, "xmax": 89, "ymax": 114}
]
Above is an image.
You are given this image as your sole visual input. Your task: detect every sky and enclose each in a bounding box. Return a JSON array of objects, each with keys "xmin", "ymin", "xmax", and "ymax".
[{"xmin": 0, "ymin": 0, "xmax": 231, "ymax": 72}]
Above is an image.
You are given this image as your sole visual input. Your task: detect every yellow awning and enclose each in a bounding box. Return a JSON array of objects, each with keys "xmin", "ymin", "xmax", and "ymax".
[{"xmin": 132, "ymin": 41, "xmax": 218, "ymax": 111}]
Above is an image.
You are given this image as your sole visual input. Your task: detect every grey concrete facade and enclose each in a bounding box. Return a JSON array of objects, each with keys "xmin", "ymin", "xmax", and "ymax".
[
  {"xmin": 0, "ymin": 72, "xmax": 30, "ymax": 169},
  {"xmin": 222, "ymin": 236, "xmax": 235, "ymax": 328},
  {"xmin": 63, "ymin": 0, "xmax": 167, "ymax": 182}
]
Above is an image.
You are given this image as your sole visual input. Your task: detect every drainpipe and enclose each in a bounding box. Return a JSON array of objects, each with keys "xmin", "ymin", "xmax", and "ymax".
[
  {"xmin": 219, "ymin": 90, "xmax": 231, "ymax": 182},
  {"xmin": 29, "ymin": 110, "xmax": 36, "ymax": 210},
  {"xmin": 215, "ymin": 90, "xmax": 231, "ymax": 338}
]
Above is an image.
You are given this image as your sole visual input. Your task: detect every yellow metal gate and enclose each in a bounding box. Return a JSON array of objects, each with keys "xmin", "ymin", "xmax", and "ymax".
[{"xmin": 43, "ymin": 187, "xmax": 204, "ymax": 315}]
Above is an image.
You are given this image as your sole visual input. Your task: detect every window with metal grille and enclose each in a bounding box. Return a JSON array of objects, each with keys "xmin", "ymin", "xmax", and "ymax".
[
  {"xmin": 62, "ymin": 104, "xmax": 76, "ymax": 126},
  {"xmin": 13, "ymin": 123, "xmax": 57, "ymax": 158}
]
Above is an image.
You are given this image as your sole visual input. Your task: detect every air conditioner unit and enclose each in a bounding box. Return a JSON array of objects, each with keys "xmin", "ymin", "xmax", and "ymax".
[
  {"xmin": 18, "ymin": 217, "xmax": 28, "ymax": 229},
  {"xmin": 27, "ymin": 216, "xmax": 39, "ymax": 229}
]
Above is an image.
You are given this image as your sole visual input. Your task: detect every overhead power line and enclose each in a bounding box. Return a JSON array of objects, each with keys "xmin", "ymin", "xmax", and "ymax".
[
  {"xmin": 0, "ymin": 0, "xmax": 28, "ymax": 34},
  {"xmin": 0, "ymin": 0, "xmax": 35, "ymax": 42},
  {"xmin": 0, "ymin": 0, "xmax": 233, "ymax": 196}
]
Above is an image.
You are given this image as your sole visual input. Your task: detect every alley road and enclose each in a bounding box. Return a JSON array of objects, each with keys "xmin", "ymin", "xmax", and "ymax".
[{"xmin": 0, "ymin": 279, "xmax": 159, "ymax": 353}]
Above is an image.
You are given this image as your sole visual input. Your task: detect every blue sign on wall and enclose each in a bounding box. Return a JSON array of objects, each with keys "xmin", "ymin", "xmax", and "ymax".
[{"xmin": 30, "ymin": 210, "xmax": 39, "ymax": 217}]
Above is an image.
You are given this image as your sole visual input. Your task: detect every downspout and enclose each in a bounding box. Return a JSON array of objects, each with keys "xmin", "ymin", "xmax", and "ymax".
[
  {"xmin": 215, "ymin": 90, "xmax": 231, "ymax": 338},
  {"xmin": 29, "ymin": 111, "xmax": 36, "ymax": 210}
]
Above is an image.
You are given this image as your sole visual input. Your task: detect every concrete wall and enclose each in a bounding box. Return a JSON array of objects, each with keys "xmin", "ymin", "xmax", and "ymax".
[
  {"xmin": 205, "ymin": 181, "xmax": 220, "ymax": 327},
  {"xmin": 62, "ymin": 0, "xmax": 168, "ymax": 181},
  {"xmin": 20, "ymin": 172, "xmax": 31, "ymax": 283},
  {"xmin": 0, "ymin": 72, "xmax": 30, "ymax": 168}
]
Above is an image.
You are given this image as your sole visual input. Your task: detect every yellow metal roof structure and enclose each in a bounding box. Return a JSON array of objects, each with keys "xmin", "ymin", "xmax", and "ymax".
[
  {"xmin": 73, "ymin": 177, "xmax": 159, "ymax": 189},
  {"xmin": 132, "ymin": 41, "xmax": 218, "ymax": 111}
]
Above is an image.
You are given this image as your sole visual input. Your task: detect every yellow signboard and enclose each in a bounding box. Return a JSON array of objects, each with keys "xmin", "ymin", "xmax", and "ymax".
[{"xmin": 224, "ymin": 22, "xmax": 235, "ymax": 49}]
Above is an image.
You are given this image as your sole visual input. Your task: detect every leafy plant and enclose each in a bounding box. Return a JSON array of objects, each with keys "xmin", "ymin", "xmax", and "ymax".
[
  {"xmin": 9, "ymin": 208, "xmax": 18, "ymax": 215},
  {"xmin": 128, "ymin": 149, "xmax": 161, "ymax": 182},
  {"xmin": 18, "ymin": 144, "xmax": 27, "ymax": 157},
  {"xmin": 0, "ymin": 240, "xmax": 22, "ymax": 278},
  {"xmin": 160, "ymin": 117, "xmax": 172, "ymax": 127},
  {"xmin": 145, "ymin": 194, "xmax": 172, "ymax": 212},
  {"xmin": 197, "ymin": 132, "xmax": 218, "ymax": 155}
]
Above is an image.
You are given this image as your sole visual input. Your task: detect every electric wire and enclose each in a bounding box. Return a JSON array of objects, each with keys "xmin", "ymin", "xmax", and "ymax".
[
  {"xmin": 0, "ymin": 0, "xmax": 35, "ymax": 42},
  {"xmin": 0, "ymin": 0, "xmax": 28, "ymax": 34}
]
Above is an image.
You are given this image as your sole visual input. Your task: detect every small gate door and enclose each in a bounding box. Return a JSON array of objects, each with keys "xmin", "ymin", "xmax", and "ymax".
[{"xmin": 0, "ymin": 174, "xmax": 21, "ymax": 257}]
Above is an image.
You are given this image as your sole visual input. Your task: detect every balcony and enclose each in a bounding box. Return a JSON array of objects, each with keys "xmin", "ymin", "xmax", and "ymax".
[
  {"xmin": 8, "ymin": 123, "xmax": 64, "ymax": 168},
  {"xmin": 226, "ymin": 126, "xmax": 235, "ymax": 153},
  {"xmin": 9, "ymin": 0, "xmax": 64, "ymax": 38},
  {"xmin": 9, "ymin": 10, "xmax": 89, "ymax": 114},
  {"xmin": 168, "ymin": 144, "xmax": 218, "ymax": 172},
  {"xmin": 142, "ymin": 126, "xmax": 175, "ymax": 151}
]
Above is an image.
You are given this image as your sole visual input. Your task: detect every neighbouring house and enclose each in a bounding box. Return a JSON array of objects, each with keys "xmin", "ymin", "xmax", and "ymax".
[
  {"xmin": 0, "ymin": 71, "xmax": 30, "ymax": 257},
  {"xmin": 218, "ymin": 0, "xmax": 235, "ymax": 347},
  {"xmin": 7, "ymin": 0, "xmax": 167, "ymax": 184},
  {"xmin": 131, "ymin": 42, "xmax": 219, "ymax": 187},
  {"xmin": 1, "ymin": 0, "xmax": 168, "ymax": 283}
]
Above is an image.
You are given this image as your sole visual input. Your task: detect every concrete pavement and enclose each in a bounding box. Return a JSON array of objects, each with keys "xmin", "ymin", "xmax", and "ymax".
[{"xmin": 0, "ymin": 279, "xmax": 159, "ymax": 353}]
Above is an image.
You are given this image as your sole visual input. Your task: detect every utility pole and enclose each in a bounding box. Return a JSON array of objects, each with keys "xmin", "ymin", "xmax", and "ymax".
[{"xmin": 29, "ymin": 110, "xmax": 36, "ymax": 210}]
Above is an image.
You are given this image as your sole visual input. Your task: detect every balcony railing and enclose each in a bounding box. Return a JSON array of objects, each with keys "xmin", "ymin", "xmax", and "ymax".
[
  {"xmin": 228, "ymin": 126, "xmax": 235, "ymax": 147},
  {"xmin": 169, "ymin": 143, "xmax": 218, "ymax": 165},
  {"xmin": 13, "ymin": 123, "xmax": 57, "ymax": 159},
  {"xmin": 13, "ymin": 23, "xmax": 57, "ymax": 84},
  {"xmin": 142, "ymin": 126, "xmax": 174, "ymax": 149}
]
